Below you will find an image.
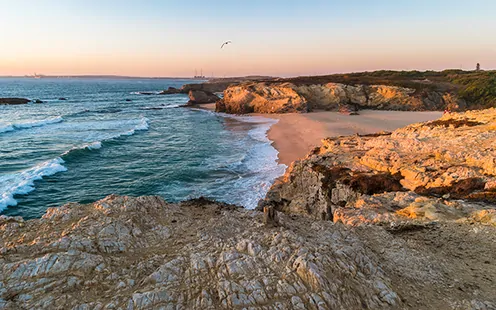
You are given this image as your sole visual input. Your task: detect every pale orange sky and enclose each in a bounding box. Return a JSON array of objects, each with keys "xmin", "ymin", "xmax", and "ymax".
[{"xmin": 1, "ymin": 0, "xmax": 495, "ymax": 77}]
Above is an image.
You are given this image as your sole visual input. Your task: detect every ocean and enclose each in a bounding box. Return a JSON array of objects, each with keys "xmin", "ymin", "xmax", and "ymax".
[{"xmin": 0, "ymin": 78, "xmax": 286, "ymax": 219}]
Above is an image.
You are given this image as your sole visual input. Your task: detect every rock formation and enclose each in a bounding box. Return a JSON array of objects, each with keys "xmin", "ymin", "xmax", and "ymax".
[
  {"xmin": 2, "ymin": 193, "xmax": 495, "ymax": 309},
  {"xmin": 0, "ymin": 98, "xmax": 31, "ymax": 105},
  {"xmin": 187, "ymin": 90, "xmax": 220, "ymax": 105},
  {"xmin": 261, "ymin": 108, "xmax": 496, "ymax": 225},
  {"xmin": 217, "ymin": 82, "xmax": 308, "ymax": 114},
  {"xmin": 216, "ymin": 82, "xmax": 468, "ymax": 114}
]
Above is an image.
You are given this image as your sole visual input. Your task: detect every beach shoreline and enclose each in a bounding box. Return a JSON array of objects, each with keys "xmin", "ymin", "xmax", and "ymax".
[
  {"xmin": 192, "ymin": 104, "xmax": 443, "ymax": 167},
  {"xmin": 257, "ymin": 110, "xmax": 443, "ymax": 166}
]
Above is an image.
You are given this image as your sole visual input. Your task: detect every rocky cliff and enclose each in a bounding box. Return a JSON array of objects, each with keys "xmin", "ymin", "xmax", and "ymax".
[
  {"xmin": 216, "ymin": 82, "xmax": 467, "ymax": 114},
  {"xmin": 261, "ymin": 108, "xmax": 496, "ymax": 225}
]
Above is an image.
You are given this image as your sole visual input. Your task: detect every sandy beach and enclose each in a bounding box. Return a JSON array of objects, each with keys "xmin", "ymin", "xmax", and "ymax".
[{"xmin": 262, "ymin": 110, "xmax": 443, "ymax": 166}]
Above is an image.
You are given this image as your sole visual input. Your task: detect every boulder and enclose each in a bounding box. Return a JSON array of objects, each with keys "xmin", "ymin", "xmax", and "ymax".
[
  {"xmin": 0, "ymin": 98, "xmax": 30, "ymax": 105},
  {"xmin": 187, "ymin": 90, "xmax": 220, "ymax": 105},
  {"xmin": 159, "ymin": 87, "xmax": 182, "ymax": 95}
]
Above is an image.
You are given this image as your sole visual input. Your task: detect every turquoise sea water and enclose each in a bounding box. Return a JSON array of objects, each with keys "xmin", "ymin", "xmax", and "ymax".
[{"xmin": 0, "ymin": 78, "xmax": 285, "ymax": 219}]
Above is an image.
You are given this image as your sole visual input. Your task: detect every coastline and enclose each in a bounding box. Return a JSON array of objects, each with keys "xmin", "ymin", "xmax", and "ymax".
[
  {"xmin": 258, "ymin": 110, "xmax": 444, "ymax": 166},
  {"xmin": 191, "ymin": 104, "xmax": 443, "ymax": 167}
]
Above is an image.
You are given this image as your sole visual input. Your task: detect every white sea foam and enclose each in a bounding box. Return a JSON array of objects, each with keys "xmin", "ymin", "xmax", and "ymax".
[
  {"xmin": 13, "ymin": 116, "xmax": 63, "ymax": 129},
  {"xmin": 61, "ymin": 141, "xmax": 103, "ymax": 156},
  {"xmin": 120, "ymin": 117, "xmax": 149, "ymax": 136},
  {"xmin": 0, "ymin": 158, "xmax": 68, "ymax": 211},
  {"xmin": 60, "ymin": 118, "xmax": 148, "ymax": 156},
  {"xmin": 190, "ymin": 108, "xmax": 286, "ymax": 209},
  {"xmin": 0, "ymin": 124, "xmax": 15, "ymax": 133},
  {"xmin": 130, "ymin": 91, "xmax": 161, "ymax": 95},
  {"xmin": 0, "ymin": 116, "xmax": 63, "ymax": 135}
]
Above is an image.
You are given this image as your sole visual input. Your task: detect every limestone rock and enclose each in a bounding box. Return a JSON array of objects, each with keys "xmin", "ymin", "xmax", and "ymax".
[
  {"xmin": 217, "ymin": 81, "xmax": 467, "ymax": 114},
  {"xmin": 0, "ymin": 195, "xmax": 405, "ymax": 309},
  {"xmin": 262, "ymin": 108, "xmax": 496, "ymax": 225},
  {"xmin": 217, "ymin": 82, "xmax": 308, "ymax": 114}
]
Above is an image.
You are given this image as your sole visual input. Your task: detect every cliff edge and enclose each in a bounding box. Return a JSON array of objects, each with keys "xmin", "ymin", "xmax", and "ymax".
[{"xmin": 215, "ymin": 70, "xmax": 496, "ymax": 114}]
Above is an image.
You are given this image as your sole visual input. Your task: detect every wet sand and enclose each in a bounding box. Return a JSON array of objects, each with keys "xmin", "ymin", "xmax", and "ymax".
[
  {"xmin": 260, "ymin": 110, "xmax": 443, "ymax": 166},
  {"xmin": 197, "ymin": 103, "xmax": 216, "ymax": 111}
]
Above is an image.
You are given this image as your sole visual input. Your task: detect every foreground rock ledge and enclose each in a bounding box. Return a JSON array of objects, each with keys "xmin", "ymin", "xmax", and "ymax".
[{"xmin": 1, "ymin": 194, "xmax": 496, "ymax": 309}]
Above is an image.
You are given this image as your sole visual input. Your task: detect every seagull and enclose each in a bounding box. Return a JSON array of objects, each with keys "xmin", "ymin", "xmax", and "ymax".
[{"xmin": 221, "ymin": 41, "xmax": 232, "ymax": 49}]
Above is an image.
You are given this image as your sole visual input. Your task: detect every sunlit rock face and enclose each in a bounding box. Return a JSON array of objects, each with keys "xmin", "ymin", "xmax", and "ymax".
[
  {"xmin": 262, "ymin": 108, "xmax": 496, "ymax": 225},
  {"xmin": 217, "ymin": 81, "xmax": 467, "ymax": 114},
  {"xmin": 217, "ymin": 82, "xmax": 309, "ymax": 114}
]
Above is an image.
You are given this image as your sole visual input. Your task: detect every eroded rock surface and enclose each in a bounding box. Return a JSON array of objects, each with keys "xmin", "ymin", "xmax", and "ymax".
[
  {"xmin": 0, "ymin": 195, "xmax": 402, "ymax": 309},
  {"xmin": 2, "ymin": 195, "xmax": 495, "ymax": 309},
  {"xmin": 262, "ymin": 108, "xmax": 496, "ymax": 226},
  {"xmin": 217, "ymin": 82, "xmax": 467, "ymax": 114},
  {"xmin": 217, "ymin": 82, "xmax": 308, "ymax": 114}
]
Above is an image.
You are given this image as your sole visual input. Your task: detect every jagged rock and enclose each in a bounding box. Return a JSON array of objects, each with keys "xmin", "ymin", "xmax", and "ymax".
[
  {"xmin": 0, "ymin": 98, "xmax": 30, "ymax": 105},
  {"xmin": 0, "ymin": 195, "xmax": 405, "ymax": 309},
  {"xmin": 187, "ymin": 90, "xmax": 220, "ymax": 105},
  {"xmin": 1, "ymin": 194, "xmax": 495, "ymax": 309},
  {"xmin": 262, "ymin": 108, "xmax": 496, "ymax": 225}
]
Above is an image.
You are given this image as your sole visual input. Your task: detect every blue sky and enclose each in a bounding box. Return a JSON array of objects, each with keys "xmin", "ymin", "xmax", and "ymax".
[{"xmin": 1, "ymin": 0, "xmax": 495, "ymax": 76}]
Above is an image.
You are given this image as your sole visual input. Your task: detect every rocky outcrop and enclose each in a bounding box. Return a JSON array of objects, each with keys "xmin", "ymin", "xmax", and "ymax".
[
  {"xmin": 0, "ymin": 98, "xmax": 30, "ymax": 105},
  {"xmin": 159, "ymin": 87, "xmax": 182, "ymax": 95},
  {"xmin": 217, "ymin": 82, "xmax": 308, "ymax": 114},
  {"xmin": 217, "ymin": 82, "xmax": 467, "ymax": 114},
  {"xmin": 2, "ymin": 194, "xmax": 495, "ymax": 309},
  {"xmin": 0, "ymin": 195, "xmax": 402, "ymax": 309},
  {"xmin": 187, "ymin": 90, "xmax": 220, "ymax": 105},
  {"xmin": 261, "ymin": 108, "xmax": 496, "ymax": 225}
]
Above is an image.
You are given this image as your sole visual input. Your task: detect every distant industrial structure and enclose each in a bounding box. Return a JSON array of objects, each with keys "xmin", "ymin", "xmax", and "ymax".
[{"xmin": 194, "ymin": 69, "xmax": 206, "ymax": 79}]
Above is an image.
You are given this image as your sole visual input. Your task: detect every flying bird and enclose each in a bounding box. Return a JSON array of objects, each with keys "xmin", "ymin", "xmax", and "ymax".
[{"xmin": 221, "ymin": 41, "xmax": 232, "ymax": 49}]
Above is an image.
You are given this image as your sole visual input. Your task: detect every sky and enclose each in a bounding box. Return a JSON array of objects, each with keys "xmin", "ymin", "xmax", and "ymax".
[{"xmin": 0, "ymin": 0, "xmax": 495, "ymax": 77}]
